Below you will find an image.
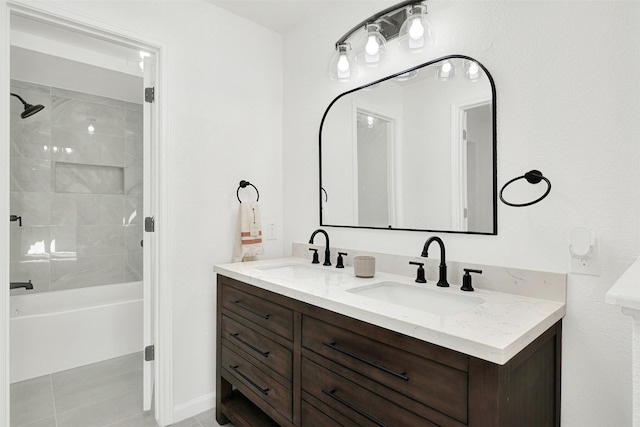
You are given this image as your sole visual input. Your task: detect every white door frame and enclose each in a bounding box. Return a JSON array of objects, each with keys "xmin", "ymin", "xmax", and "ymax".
[
  {"xmin": 352, "ymin": 102, "xmax": 400, "ymax": 228},
  {"xmin": 0, "ymin": 1, "xmax": 174, "ymax": 425},
  {"xmin": 450, "ymin": 97, "xmax": 491, "ymax": 231}
]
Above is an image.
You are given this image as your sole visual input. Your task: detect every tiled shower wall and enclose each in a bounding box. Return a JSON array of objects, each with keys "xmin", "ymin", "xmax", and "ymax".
[{"xmin": 9, "ymin": 79, "xmax": 143, "ymax": 294}]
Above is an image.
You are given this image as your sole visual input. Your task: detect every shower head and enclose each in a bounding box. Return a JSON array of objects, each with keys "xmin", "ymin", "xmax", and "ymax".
[{"xmin": 10, "ymin": 93, "xmax": 45, "ymax": 119}]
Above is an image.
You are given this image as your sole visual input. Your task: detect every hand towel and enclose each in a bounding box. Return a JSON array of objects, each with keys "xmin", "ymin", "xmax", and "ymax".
[{"xmin": 232, "ymin": 201, "xmax": 264, "ymax": 262}]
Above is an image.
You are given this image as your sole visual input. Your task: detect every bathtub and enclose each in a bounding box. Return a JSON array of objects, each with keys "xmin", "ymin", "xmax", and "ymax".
[{"xmin": 10, "ymin": 281, "xmax": 143, "ymax": 383}]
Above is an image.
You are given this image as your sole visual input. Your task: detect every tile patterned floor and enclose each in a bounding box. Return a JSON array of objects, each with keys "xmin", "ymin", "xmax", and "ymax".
[{"xmin": 10, "ymin": 353, "xmax": 230, "ymax": 427}]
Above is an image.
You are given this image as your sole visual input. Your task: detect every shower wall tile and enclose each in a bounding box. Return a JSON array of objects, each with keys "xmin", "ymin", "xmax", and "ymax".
[
  {"xmin": 51, "ymin": 96, "xmax": 124, "ymax": 137},
  {"xmin": 125, "ymin": 101, "xmax": 143, "ymax": 112},
  {"xmin": 10, "ymin": 260, "xmax": 51, "ymax": 295},
  {"xmin": 55, "ymin": 163, "xmax": 124, "ymax": 195},
  {"xmin": 124, "ymin": 109, "xmax": 143, "ymax": 139},
  {"xmin": 76, "ymin": 195, "xmax": 126, "ymax": 225},
  {"xmin": 12, "ymin": 226, "xmax": 50, "ymax": 262},
  {"xmin": 11, "ymin": 191, "xmax": 51, "ymax": 226},
  {"xmin": 124, "ymin": 196, "xmax": 143, "ymax": 225},
  {"xmin": 125, "ymin": 137, "xmax": 143, "ymax": 168},
  {"xmin": 50, "ymin": 226, "xmax": 77, "ymax": 259},
  {"xmin": 124, "ymin": 225, "xmax": 143, "ymax": 254},
  {"xmin": 76, "ymin": 225, "xmax": 124, "ymax": 257},
  {"xmin": 10, "ymin": 157, "xmax": 52, "ymax": 193},
  {"xmin": 10, "ymin": 123, "xmax": 51, "ymax": 159},
  {"xmin": 51, "ymin": 255, "xmax": 125, "ymax": 291},
  {"xmin": 51, "ymin": 127, "xmax": 125, "ymax": 167},
  {"xmin": 51, "ymin": 194, "xmax": 77, "ymax": 226},
  {"xmin": 10, "ymin": 80, "xmax": 143, "ymax": 295},
  {"xmin": 124, "ymin": 166, "xmax": 143, "ymax": 196},
  {"xmin": 51, "ymin": 87, "xmax": 124, "ymax": 108},
  {"xmin": 125, "ymin": 253, "xmax": 143, "ymax": 282}
]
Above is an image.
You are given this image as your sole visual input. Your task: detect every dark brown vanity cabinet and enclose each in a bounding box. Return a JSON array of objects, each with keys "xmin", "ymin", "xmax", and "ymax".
[{"xmin": 216, "ymin": 275, "xmax": 562, "ymax": 427}]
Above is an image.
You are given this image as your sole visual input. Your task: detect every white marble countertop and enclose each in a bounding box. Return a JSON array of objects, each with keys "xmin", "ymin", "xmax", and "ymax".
[
  {"xmin": 214, "ymin": 257, "xmax": 566, "ymax": 365},
  {"xmin": 606, "ymin": 258, "xmax": 640, "ymax": 312}
]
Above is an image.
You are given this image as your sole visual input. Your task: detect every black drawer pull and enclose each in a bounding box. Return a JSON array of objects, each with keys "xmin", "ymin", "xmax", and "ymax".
[
  {"xmin": 228, "ymin": 365, "xmax": 270, "ymax": 395},
  {"xmin": 323, "ymin": 342, "xmax": 409, "ymax": 381},
  {"xmin": 232, "ymin": 300, "xmax": 271, "ymax": 320},
  {"xmin": 229, "ymin": 332, "xmax": 270, "ymax": 358},
  {"xmin": 322, "ymin": 388, "xmax": 388, "ymax": 427}
]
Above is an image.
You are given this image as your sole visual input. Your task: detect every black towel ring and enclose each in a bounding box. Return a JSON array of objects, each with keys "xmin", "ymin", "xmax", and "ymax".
[
  {"xmin": 499, "ymin": 170, "xmax": 551, "ymax": 207},
  {"xmin": 237, "ymin": 180, "xmax": 259, "ymax": 203}
]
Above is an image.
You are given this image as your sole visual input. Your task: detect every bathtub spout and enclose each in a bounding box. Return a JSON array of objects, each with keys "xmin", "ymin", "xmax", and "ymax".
[{"xmin": 10, "ymin": 280, "xmax": 33, "ymax": 290}]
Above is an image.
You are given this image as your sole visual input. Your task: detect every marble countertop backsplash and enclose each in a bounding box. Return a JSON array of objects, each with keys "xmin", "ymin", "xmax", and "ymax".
[{"xmin": 214, "ymin": 243, "xmax": 566, "ymax": 365}]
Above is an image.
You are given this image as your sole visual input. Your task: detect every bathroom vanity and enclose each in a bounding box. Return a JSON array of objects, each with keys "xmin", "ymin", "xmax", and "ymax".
[{"xmin": 214, "ymin": 256, "xmax": 565, "ymax": 427}]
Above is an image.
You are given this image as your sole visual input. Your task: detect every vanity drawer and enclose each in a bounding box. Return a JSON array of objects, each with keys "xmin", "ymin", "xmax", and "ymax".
[
  {"xmin": 302, "ymin": 357, "xmax": 436, "ymax": 427},
  {"xmin": 302, "ymin": 315, "xmax": 468, "ymax": 423},
  {"xmin": 221, "ymin": 314, "xmax": 292, "ymax": 379},
  {"xmin": 221, "ymin": 345, "xmax": 292, "ymax": 421},
  {"xmin": 221, "ymin": 282, "xmax": 293, "ymax": 340}
]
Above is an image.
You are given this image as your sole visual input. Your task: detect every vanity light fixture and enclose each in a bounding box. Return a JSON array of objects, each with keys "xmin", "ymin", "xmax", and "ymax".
[
  {"xmin": 397, "ymin": 3, "xmax": 434, "ymax": 52},
  {"xmin": 355, "ymin": 23, "xmax": 387, "ymax": 66},
  {"xmin": 465, "ymin": 60, "xmax": 482, "ymax": 81},
  {"xmin": 436, "ymin": 59, "xmax": 456, "ymax": 81},
  {"xmin": 329, "ymin": 43, "xmax": 357, "ymax": 82},
  {"xmin": 329, "ymin": 0, "xmax": 433, "ymax": 82}
]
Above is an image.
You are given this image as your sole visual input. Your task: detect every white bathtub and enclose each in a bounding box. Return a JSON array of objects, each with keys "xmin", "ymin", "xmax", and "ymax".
[{"xmin": 10, "ymin": 281, "xmax": 143, "ymax": 383}]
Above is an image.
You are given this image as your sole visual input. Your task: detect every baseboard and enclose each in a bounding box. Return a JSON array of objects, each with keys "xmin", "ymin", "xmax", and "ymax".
[{"xmin": 173, "ymin": 392, "xmax": 216, "ymax": 423}]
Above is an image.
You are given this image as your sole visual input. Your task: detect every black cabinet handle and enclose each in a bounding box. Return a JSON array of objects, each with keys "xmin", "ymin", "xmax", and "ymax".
[
  {"xmin": 322, "ymin": 388, "xmax": 388, "ymax": 427},
  {"xmin": 232, "ymin": 300, "xmax": 270, "ymax": 320},
  {"xmin": 229, "ymin": 332, "xmax": 270, "ymax": 358},
  {"xmin": 228, "ymin": 365, "xmax": 269, "ymax": 395},
  {"xmin": 323, "ymin": 342, "xmax": 408, "ymax": 381}
]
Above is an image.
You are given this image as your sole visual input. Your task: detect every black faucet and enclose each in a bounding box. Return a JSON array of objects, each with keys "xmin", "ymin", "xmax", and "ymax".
[
  {"xmin": 421, "ymin": 237, "xmax": 449, "ymax": 287},
  {"xmin": 10, "ymin": 280, "xmax": 33, "ymax": 290},
  {"xmin": 309, "ymin": 229, "xmax": 331, "ymax": 266}
]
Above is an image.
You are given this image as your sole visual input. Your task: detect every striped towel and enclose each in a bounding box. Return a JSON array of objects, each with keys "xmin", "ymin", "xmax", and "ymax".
[{"xmin": 232, "ymin": 201, "xmax": 264, "ymax": 262}]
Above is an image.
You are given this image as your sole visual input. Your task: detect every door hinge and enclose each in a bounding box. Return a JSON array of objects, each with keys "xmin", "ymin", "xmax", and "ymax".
[
  {"xmin": 145, "ymin": 216, "xmax": 155, "ymax": 232},
  {"xmin": 145, "ymin": 87, "xmax": 155, "ymax": 103},
  {"xmin": 463, "ymin": 129, "xmax": 467, "ymax": 141},
  {"xmin": 145, "ymin": 345, "xmax": 155, "ymax": 361},
  {"xmin": 464, "ymin": 208, "xmax": 468, "ymax": 218}
]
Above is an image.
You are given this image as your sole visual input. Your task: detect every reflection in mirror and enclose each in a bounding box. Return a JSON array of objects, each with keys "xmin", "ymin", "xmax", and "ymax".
[{"xmin": 320, "ymin": 55, "xmax": 497, "ymax": 234}]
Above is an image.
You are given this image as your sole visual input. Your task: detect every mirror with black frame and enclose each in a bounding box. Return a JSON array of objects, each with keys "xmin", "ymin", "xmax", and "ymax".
[{"xmin": 319, "ymin": 55, "xmax": 497, "ymax": 234}]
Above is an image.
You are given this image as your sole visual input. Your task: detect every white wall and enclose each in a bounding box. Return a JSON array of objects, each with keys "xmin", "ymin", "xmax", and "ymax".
[
  {"xmin": 6, "ymin": 0, "xmax": 284, "ymax": 420},
  {"xmin": 282, "ymin": 1, "xmax": 640, "ymax": 426}
]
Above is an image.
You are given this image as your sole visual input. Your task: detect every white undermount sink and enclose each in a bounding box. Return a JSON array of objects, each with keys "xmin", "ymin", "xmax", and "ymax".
[
  {"xmin": 256, "ymin": 264, "xmax": 333, "ymax": 280},
  {"xmin": 347, "ymin": 281, "xmax": 485, "ymax": 316}
]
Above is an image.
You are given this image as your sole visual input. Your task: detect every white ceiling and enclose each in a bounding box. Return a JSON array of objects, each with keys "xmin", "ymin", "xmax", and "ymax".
[{"xmin": 205, "ymin": 0, "xmax": 335, "ymax": 34}]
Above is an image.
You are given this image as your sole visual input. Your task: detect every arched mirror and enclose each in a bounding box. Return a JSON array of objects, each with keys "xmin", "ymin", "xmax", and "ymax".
[{"xmin": 319, "ymin": 55, "xmax": 497, "ymax": 234}]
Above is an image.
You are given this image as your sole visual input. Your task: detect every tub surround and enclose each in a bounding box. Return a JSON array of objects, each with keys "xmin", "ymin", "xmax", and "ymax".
[
  {"xmin": 214, "ymin": 243, "xmax": 566, "ymax": 365},
  {"xmin": 10, "ymin": 281, "xmax": 143, "ymax": 383},
  {"xmin": 10, "ymin": 79, "xmax": 143, "ymax": 295}
]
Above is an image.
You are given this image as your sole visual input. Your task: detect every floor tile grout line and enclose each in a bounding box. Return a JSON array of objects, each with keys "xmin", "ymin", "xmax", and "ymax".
[{"xmin": 49, "ymin": 373, "xmax": 60, "ymax": 427}]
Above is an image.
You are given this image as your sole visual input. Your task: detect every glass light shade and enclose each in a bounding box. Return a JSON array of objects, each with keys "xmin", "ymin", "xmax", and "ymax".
[
  {"xmin": 329, "ymin": 44, "xmax": 357, "ymax": 82},
  {"xmin": 398, "ymin": 5, "xmax": 435, "ymax": 52},
  {"xmin": 355, "ymin": 23, "xmax": 387, "ymax": 67},
  {"xmin": 465, "ymin": 60, "xmax": 482, "ymax": 82},
  {"xmin": 436, "ymin": 59, "xmax": 456, "ymax": 81}
]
